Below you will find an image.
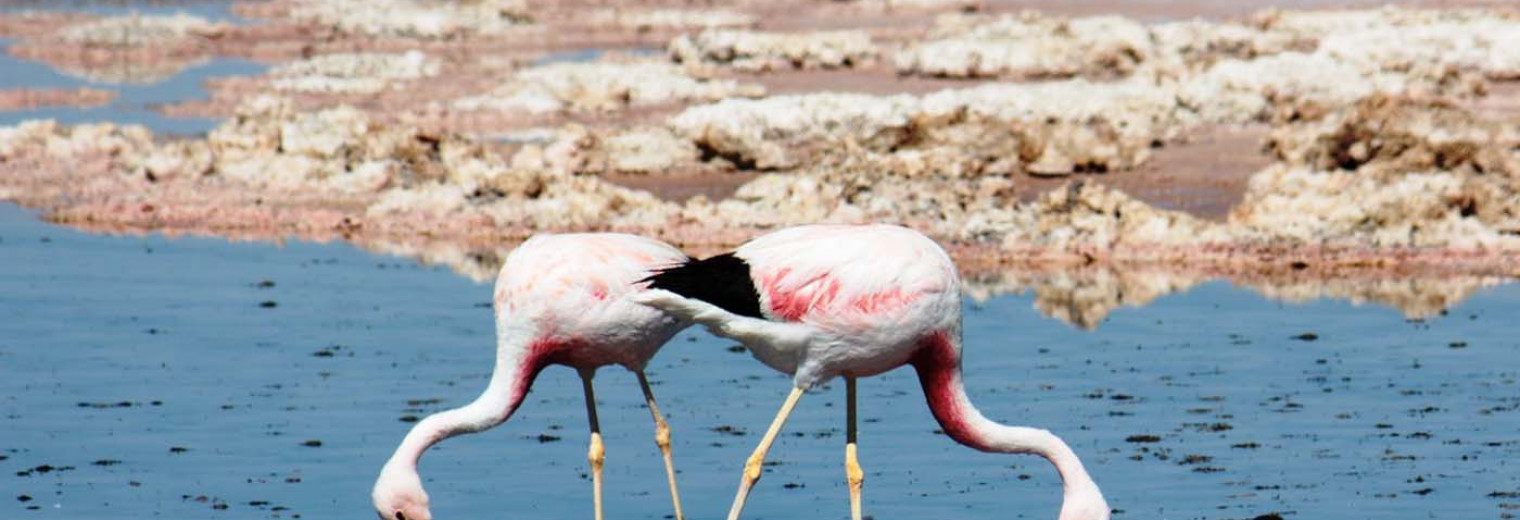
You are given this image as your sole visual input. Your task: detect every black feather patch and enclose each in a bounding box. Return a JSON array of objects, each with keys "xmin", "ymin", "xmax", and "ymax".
[{"xmin": 643, "ymin": 253, "xmax": 764, "ymax": 319}]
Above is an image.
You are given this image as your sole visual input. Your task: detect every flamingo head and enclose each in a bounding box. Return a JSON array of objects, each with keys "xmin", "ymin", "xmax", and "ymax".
[
  {"xmin": 372, "ymin": 463, "xmax": 432, "ymax": 520},
  {"xmin": 1058, "ymin": 481, "xmax": 1111, "ymax": 520}
]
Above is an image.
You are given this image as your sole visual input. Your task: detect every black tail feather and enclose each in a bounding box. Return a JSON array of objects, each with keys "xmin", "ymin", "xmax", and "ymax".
[{"xmin": 642, "ymin": 253, "xmax": 764, "ymax": 319}]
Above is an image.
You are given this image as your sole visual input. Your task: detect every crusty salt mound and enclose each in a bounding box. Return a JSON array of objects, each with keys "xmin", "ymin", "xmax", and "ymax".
[
  {"xmin": 597, "ymin": 127, "xmax": 701, "ymax": 175},
  {"xmin": 896, "ymin": 11, "xmax": 1152, "ymax": 79},
  {"xmin": 1232, "ymin": 95, "xmax": 1520, "ymax": 249},
  {"xmin": 270, "ymin": 51, "xmax": 440, "ymax": 95},
  {"xmin": 1177, "ymin": 52, "xmax": 1420, "ymax": 123},
  {"xmin": 454, "ymin": 59, "xmax": 764, "ymax": 115},
  {"xmin": 670, "ymin": 79, "xmax": 1182, "ymax": 175},
  {"xmin": 55, "ymin": 13, "xmax": 227, "ymax": 47},
  {"xmin": 287, "ymin": 0, "xmax": 531, "ymax": 38},
  {"xmin": 178, "ymin": 95, "xmax": 479, "ymax": 194},
  {"xmin": 669, "ymin": 28, "xmax": 878, "ymax": 72},
  {"xmin": 369, "ymin": 125, "xmax": 680, "ymax": 229},
  {"xmin": 997, "ymin": 182, "xmax": 1228, "ymax": 255},
  {"xmin": 1175, "ymin": 7, "xmax": 1517, "ymax": 123},
  {"xmin": 1229, "ymin": 165, "xmax": 1520, "ymax": 249},
  {"xmin": 1251, "ymin": 7, "xmax": 1520, "ymax": 81},
  {"xmin": 0, "ymin": 119, "xmax": 153, "ymax": 165},
  {"xmin": 669, "ymin": 92, "xmax": 915, "ymax": 170},
  {"xmin": 1148, "ymin": 19, "xmax": 1309, "ymax": 72},
  {"xmin": 583, "ymin": 9, "xmax": 754, "ymax": 31},
  {"xmin": 1268, "ymin": 95, "xmax": 1519, "ymax": 177},
  {"xmin": 894, "ymin": 7, "xmax": 1514, "ymax": 126}
]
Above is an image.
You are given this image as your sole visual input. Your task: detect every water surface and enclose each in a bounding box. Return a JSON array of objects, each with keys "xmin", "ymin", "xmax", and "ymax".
[
  {"xmin": 2, "ymin": 204, "xmax": 1517, "ymax": 520},
  {"xmin": 0, "ymin": 37, "xmax": 267, "ymax": 135},
  {"xmin": 0, "ymin": 0, "xmax": 243, "ymax": 22}
]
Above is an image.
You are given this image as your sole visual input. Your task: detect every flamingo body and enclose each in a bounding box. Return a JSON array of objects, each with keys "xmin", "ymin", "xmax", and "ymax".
[
  {"xmin": 373, "ymin": 233, "xmax": 690, "ymax": 520},
  {"xmin": 638, "ymin": 224, "xmax": 1110, "ymax": 520},
  {"xmin": 648, "ymin": 225, "xmax": 959, "ymax": 386},
  {"xmin": 492, "ymin": 233, "xmax": 688, "ymax": 370}
]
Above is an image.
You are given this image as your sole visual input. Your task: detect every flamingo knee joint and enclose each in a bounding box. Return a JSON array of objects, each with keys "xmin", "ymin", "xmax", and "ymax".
[
  {"xmin": 846, "ymin": 444, "xmax": 864, "ymax": 489},
  {"xmin": 742, "ymin": 454, "xmax": 765, "ymax": 483},
  {"xmin": 588, "ymin": 433, "xmax": 606, "ymax": 471},
  {"xmin": 655, "ymin": 422, "xmax": 672, "ymax": 449}
]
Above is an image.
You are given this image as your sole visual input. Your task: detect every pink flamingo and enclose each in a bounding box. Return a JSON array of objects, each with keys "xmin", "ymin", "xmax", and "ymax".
[
  {"xmin": 636, "ymin": 224, "xmax": 1110, "ymax": 520},
  {"xmin": 372, "ymin": 233, "xmax": 691, "ymax": 520}
]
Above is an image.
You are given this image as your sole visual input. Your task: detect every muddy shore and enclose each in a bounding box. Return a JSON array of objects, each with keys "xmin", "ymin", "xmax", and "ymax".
[{"xmin": 1, "ymin": 0, "xmax": 1517, "ymax": 288}]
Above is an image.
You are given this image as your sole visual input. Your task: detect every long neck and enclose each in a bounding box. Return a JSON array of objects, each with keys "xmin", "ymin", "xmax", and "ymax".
[
  {"xmin": 910, "ymin": 331, "xmax": 1104, "ymax": 502},
  {"xmin": 382, "ymin": 335, "xmax": 546, "ymax": 473}
]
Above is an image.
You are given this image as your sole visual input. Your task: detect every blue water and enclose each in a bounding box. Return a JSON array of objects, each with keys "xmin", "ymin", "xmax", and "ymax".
[
  {"xmin": 0, "ymin": 1, "xmax": 243, "ymax": 22},
  {"xmin": 0, "ymin": 0, "xmax": 264, "ymax": 135},
  {"xmin": 0, "ymin": 37, "xmax": 267, "ymax": 135},
  {"xmin": 2, "ymin": 202, "xmax": 1517, "ymax": 520}
]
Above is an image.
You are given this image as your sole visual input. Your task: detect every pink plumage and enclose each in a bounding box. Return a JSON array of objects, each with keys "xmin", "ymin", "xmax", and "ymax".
[{"xmin": 638, "ymin": 224, "xmax": 1111, "ymax": 520}]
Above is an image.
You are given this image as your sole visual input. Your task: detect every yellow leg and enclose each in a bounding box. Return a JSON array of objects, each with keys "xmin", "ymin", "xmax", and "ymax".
[
  {"xmin": 581, "ymin": 373, "xmax": 605, "ymax": 520},
  {"xmin": 845, "ymin": 377, "xmax": 864, "ymax": 520},
  {"xmin": 637, "ymin": 372, "xmax": 685, "ymax": 520},
  {"xmin": 727, "ymin": 386, "xmax": 806, "ymax": 520}
]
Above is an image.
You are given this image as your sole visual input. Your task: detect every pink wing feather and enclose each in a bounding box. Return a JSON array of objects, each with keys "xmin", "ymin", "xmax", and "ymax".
[{"xmin": 736, "ymin": 225, "xmax": 958, "ymax": 329}]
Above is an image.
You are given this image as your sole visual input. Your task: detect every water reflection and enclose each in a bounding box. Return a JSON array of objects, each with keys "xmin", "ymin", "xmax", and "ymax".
[
  {"xmin": 50, "ymin": 214, "xmax": 1517, "ymax": 327},
  {"xmin": 1238, "ymin": 276, "xmax": 1506, "ymax": 320},
  {"xmin": 972, "ymin": 268, "xmax": 1508, "ymax": 328},
  {"xmin": 964, "ymin": 267, "xmax": 1203, "ymax": 329},
  {"xmin": 23, "ymin": 50, "xmax": 212, "ymax": 85},
  {"xmin": 0, "ymin": 36, "xmax": 266, "ymax": 133},
  {"xmin": 0, "ymin": 0, "xmax": 243, "ymax": 22},
  {"xmin": 355, "ymin": 236, "xmax": 1514, "ymax": 328}
]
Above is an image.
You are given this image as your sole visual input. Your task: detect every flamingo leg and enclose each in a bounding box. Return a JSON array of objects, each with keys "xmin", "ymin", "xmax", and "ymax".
[
  {"xmin": 637, "ymin": 371, "xmax": 686, "ymax": 520},
  {"xmin": 580, "ymin": 372, "xmax": 605, "ymax": 520},
  {"xmin": 726, "ymin": 386, "xmax": 806, "ymax": 520},
  {"xmin": 845, "ymin": 377, "xmax": 864, "ymax": 520}
]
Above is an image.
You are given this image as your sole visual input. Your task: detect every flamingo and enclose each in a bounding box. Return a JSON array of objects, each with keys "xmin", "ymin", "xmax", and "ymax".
[
  {"xmin": 635, "ymin": 224, "xmax": 1110, "ymax": 520},
  {"xmin": 372, "ymin": 233, "xmax": 691, "ymax": 520}
]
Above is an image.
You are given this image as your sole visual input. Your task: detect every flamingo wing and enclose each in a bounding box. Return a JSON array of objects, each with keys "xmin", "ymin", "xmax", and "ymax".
[{"xmin": 736, "ymin": 225, "xmax": 959, "ymax": 331}]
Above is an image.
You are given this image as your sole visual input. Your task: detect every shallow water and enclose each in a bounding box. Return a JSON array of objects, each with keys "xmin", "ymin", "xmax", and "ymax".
[
  {"xmin": 0, "ymin": 0, "xmax": 242, "ymax": 22},
  {"xmin": 0, "ymin": 0, "xmax": 264, "ymax": 135},
  {"xmin": 3, "ymin": 202, "xmax": 1517, "ymax": 520},
  {"xmin": 0, "ymin": 37, "xmax": 267, "ymax": 135}
]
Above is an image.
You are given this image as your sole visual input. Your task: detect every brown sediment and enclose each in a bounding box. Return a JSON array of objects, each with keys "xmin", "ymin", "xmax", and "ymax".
[
  {"xmin": 1465, "ymin": 81, "xmax": 1520, "ymax": 121},
  {"xmin": 978, "ymin": 0, "xmax": 1437, "ymax": 21},
  {"xmin": 1, "ymin": 3, "xmax": 1518, "ymax": 324},
  {"xmin": 1015, "ymin": 124, "xmax": 1271, "ymax": 220},
  {"xmin": 726, "ymin": 65, "xmax": 988, "ymax": 97},
  {"xmin": 601, "ymin": 169, "xmax": 759, "ymax": 202},
  {"xmin": 0, "ymin": 87, "xmax": 116, "ymax": 110}
]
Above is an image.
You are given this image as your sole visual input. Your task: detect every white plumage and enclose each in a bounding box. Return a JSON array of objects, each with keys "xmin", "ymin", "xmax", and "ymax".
[{"xmin": 373, "ymin": 233, "xmax": 691, "ymax": 520}]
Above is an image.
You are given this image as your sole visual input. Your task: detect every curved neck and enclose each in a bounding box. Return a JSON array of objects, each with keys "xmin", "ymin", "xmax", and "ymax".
[
  {"xmin": 909, "ymin": 331, "xmax": 1100, "ymax": 496},
  {"xmin": 383, "ymin": 336, "xmax": 547, "ymax": 472}
]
